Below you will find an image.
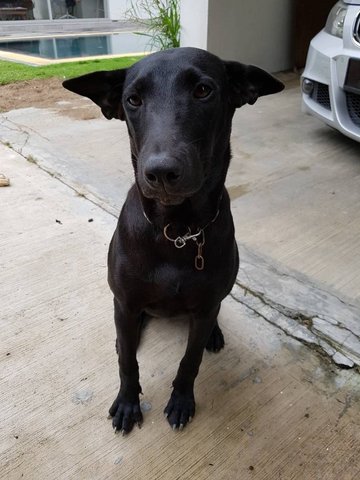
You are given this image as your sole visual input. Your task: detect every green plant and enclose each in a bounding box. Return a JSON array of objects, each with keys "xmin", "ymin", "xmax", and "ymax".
[{"xmin": 126, "ymin": 0, "xmax": 180, "ymax": 50}]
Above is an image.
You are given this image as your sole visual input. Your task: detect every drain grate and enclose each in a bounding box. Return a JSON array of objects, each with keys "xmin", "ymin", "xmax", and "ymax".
[
  {"xmin": 311, "ymin": 82, "xmax": 331, "ymax": 110},
  {"xmin": 346, "ymin": 92, "xmax": 360, "ymax": 127}
]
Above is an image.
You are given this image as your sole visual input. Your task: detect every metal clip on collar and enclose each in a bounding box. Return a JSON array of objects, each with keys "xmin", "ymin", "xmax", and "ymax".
[{"xmin": 163, "ymin": 224, "xmax": 205, "ymax": 270}]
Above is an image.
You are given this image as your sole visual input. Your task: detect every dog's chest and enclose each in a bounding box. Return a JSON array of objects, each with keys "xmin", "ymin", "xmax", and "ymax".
[
  {"xmin": 153, "ymin": 263, "xmax": 206, "ymax": 297},
  {"xmin": 141, "ymin": 261, "xmax": 222, "ymax": 316}
]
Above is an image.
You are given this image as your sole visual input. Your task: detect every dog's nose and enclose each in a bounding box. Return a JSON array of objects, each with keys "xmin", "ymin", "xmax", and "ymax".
[{"xmin": 144, "ymin": 154, "xmax": 183, "ymax": 189}]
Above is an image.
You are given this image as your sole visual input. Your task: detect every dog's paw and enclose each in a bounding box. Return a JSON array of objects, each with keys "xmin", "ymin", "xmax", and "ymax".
[
  {"xmin": 206, "ymin": 323, "xmax": 225, "ymax": 353},
  {"xmin": 108, "ymin": 394, "xmax": 143, "ymax": 435},
  {"xmin": 164, "ymin": 390, "xmax": 195, "ymax": 431}
]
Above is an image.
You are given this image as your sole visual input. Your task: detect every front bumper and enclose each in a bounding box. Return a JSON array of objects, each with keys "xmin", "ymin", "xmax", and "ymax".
[{"xmin": 302, "ymin": 8, "xmax": 360, "ymax": 142}]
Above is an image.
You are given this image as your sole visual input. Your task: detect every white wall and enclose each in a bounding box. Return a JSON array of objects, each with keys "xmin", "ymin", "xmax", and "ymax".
[
  {"xmin": 33, "ymin": 0, "xmax": 50, "ymax": 20},
  {"xmin": 180, "ymin": 0, "xmax": 294, "ymax": 73},
  {"xmin": 180, "ymin": 0, "xmax": 209, "ymax": 50},
  {"xmin": 106, "ymin": 0, "xmax": 152, "ymax": 20},
  {"xmin": 106, "ymin": 0, "xmax": 129, "ymax": 20},
  {"xmin": 207, "ymin": 0, "xmax": 293, "ymax": 72}
]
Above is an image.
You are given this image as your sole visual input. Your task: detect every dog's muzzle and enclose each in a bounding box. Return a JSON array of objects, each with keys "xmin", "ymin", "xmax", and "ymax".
[
  {"xmin": 144, "ymin": 153, "xmax": 183, "ymax": 189},
  {"xmin": 139, "ymin": 153, "xmax": 202, "ymax": 206}
]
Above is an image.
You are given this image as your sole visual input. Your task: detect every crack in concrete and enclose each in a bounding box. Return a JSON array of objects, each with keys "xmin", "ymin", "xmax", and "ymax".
[
  {"xmin": 18, "ymin": 122, "xmax": 51, "ymax": 143},
  {"xmin": 0, "ymin": 116, "xmax": 31, "ymax": 156},
  {"xmin": 2, "ymin": 139, "xmax": 119, "ymax": 220},
  {"xmin": 336, "ymin": 393, "xmax": 352, "ymax": 426},
  {"xmin": 237, "ymin": 279, "xmax": 315, "ymax": 327},
  {"xmin": 0, "ymin": 117, "xmax": 119, "ymax": 218},
  {"xmin": 238, "ymin": 277, "xmax": 360, "ymax": 341},
  {"xmin": 231, "ymin": 279, "xmax": 357, "ymax": 369},
  {"xmin": 20, "ymin": 131, "xmax": 30, "ymax": 155},
  {"xmin": 231, "ymin": 284, "xmax": 317, "ymax": 343},
  {"xmin": 2, "ymin": 115, "xmax": 51, "ymax": 142},
  {"xmin": 0, "ymin": 116, "xmax": 23, "ymax": 133},
  {"xmin": 229, "ymin": 290, "xmax": 329, "ymax": 363},
  {"xmin": 244, "ymin": 249, "xmax": 360, "ymax": 311}
]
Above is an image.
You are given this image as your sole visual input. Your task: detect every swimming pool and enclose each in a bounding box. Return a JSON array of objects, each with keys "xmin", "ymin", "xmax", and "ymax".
[{"xmin": 0, "ymin": 32, "xmax": 152, "ymax": 62}]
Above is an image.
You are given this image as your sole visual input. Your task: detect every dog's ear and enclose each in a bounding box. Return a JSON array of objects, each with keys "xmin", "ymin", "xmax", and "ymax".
[
  {"xmin": 224, "ymin": 61, "xmax": 284, "ymax": 108},
  {"xmin": 62, "ymin": 69, "xmax": 127, "ymax": 120}
]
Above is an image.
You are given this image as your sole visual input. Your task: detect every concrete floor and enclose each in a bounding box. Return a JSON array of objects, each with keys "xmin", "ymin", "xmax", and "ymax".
[
  {"xmin": 1, "ymin": 73, "xmax": 360, "ymax": 478},
  {"xmin": 1, "ymin": 143, "xmax": 360, "ymax": 480}
]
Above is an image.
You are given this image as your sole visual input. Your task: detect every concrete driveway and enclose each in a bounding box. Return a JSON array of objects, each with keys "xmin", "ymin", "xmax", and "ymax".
[{"xmin": 1, "ymin": 73, "xmax": 360, "ymax": 479}]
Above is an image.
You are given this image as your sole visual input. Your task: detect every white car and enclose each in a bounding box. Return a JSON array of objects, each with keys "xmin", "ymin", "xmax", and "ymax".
[{"xmin": 302, "ymin": 0, "xmax": 360, "ymax": 142}]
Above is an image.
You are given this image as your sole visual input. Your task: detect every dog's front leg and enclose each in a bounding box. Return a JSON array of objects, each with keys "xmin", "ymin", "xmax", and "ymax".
[
  {"xmin": 109, "ymin": 297, "xmax": 143, "ymax": 435},
  {"xmin": 164, "ymin": 304, "xmax": 220, "ymax": 430}
]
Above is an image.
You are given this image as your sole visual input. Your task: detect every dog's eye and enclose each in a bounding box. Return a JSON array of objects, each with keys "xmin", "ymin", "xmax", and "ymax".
[
  {"xmin": 194, "ymin": 84, "xmax": 212, "ymax": 99},
  {"xmin": 127, "ymin": 94, "xmax": 142, "ymax": 107}
]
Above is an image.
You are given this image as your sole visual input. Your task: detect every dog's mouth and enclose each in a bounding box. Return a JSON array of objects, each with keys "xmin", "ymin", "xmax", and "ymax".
[
  {"xmin": 141, "ymin": 187, "xmax": 202, "ymax": 207},
  {"xmin": 137, "ymin": 180, "xmax": 189, "ymax": 206},
  {"xmin": 157, "ymin": 194, "xmax": 186, "ymax": 206},
  {"xmin": 138, "ymin": 181, "xmax": 195, "ymax": 206},
  {"xmin": 158, "ymin": 196, "xmax": 185, "ymax": 207}
]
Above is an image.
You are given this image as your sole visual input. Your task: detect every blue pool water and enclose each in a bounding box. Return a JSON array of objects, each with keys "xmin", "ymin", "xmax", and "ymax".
[{"xmin": 0, "ymin": 33, "xmax": 152, "ymax": 60}]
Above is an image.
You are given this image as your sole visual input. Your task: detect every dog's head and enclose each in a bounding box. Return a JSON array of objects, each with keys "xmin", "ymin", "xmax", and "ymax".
[{"xmin": 63, "ymin": 47, "xmax": 284, "ymax": 206}]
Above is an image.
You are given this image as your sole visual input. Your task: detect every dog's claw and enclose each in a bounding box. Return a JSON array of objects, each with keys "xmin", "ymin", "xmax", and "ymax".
[
  {"xmin": 188, "ymin": 416, "xmax": 193, "ymax": 423},
  {"xmin": 109, "ymin": 393, "xmax": 143, "ymax": 435},
  {"xmin": 164, "ymin": 390, "xmax": 195, "ymax": 431},
  {"xmin": 114, "ymin": 427, "xmax": 118, "ymax": 434},
  {"xmin": 107, "ymin": 414, "xmax": 112, "ymax": 420}
]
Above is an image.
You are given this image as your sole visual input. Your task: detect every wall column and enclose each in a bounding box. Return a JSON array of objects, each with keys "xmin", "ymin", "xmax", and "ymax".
[{"xmin": 180, "ymin": 0, "xmax": 209, "ymax": 50}]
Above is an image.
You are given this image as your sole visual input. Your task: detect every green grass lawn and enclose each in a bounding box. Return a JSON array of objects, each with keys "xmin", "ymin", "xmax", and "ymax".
[{"xmin": 0, "ymin": 56, "xmax": 143, "ymax": 85}]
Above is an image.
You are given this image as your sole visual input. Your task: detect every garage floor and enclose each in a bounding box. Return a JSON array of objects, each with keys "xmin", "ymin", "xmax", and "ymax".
[{"xmin": 1, "ymin": 74, "xmax": 360, "ymax": 479}]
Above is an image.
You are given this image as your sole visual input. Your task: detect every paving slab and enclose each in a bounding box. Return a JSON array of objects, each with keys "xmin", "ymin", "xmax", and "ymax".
[{"xmin": 1, "ymin": 143, "xmax": 360, "ymax": 480}]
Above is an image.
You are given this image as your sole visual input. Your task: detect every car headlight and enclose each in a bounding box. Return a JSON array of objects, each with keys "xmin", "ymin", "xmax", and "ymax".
[{"xmin": 324, "ymin": 0, "xmax": 348, "ymax": 38}]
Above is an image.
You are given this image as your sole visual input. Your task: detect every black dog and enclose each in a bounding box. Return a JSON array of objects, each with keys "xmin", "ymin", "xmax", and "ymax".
[{"xmin": 63, "ymin": 47, "xmax": 284, "ymax": 434}]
